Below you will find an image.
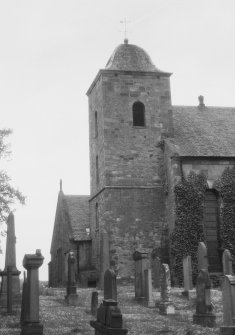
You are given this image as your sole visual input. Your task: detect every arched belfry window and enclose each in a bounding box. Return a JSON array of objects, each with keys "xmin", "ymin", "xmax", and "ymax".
[{"xmin": 133, "ymin": 101, "xmax": 145, "ymax": 127}]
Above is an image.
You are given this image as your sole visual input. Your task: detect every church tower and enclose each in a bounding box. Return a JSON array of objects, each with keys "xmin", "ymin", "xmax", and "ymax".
[{"xmin": 87, "ymin": 39, "xmax": 172, "ymax": 283}]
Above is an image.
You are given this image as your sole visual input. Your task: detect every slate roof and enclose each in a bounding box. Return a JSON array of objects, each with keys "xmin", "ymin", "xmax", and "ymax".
[
  {"xmin": 64, "ymin": 195, "xmax": 90, "ymax": 241},
  {"xmin": 105, "ymin": 41, "xmax": 162, "ymax": 73},
  {"xmin": 171, "ymin": 105, "xmax": 235, "ymax": 157}
]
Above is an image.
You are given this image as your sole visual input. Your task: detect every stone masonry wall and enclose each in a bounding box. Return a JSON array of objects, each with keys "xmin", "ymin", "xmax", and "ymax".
[
  {"xmin": 102, "ymin": 71, "xmax": 172, "ymax": 187},
  {"xmin": 88, "ymin": 76, "xmax": 106, "ymax": 195},
  {"xmin": 89, "ymin": 187, "xmax": 165, "ymax": 279}
]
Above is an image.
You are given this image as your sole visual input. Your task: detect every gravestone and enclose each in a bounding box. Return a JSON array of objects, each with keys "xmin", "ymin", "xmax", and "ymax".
[
  {"xmin": 197, "ymin": 242, "xmax": 208, "ymax": 271},
  {"xmin": 220, "ymin": 275, "xmax": 235, "ymax": 334},
  {"xmin": 21, "ymin": 249, "xmax": 44, "ymax": 335},
  {"xmin": 104, "ymin": 269, "xmax": 117, "ymax": 301},
  {"xmin": 223, "ymin": 250, "xmax": 233, "ymax": 276},
  {"xmin": 20, "ymin": 272, "xmax": 27, "ymax": 325},
  {"xmin": 152, "ymin": 256, "xmax": 161, "ymax": 289},
  {"xmin": 144, "ymin": 268, "xmax": 154, "ymax": 307},
  {"xmin": 65, "ymin": 251, "xmax": 78, "ymax": 305},
  {"xmin": 100, "ymin": 232, "xmax": 110, "ymax": 289},
  {"xmin": 182, "ymin": 255, "xmax": 193, "ymax": 298},
  {"xmin": 193, "ymin": 269, "xmax": 216, "ymax": 328},
  {"xmin": 90, "ymin": 269, "xmax": 128, "ymax": 335},
  {"xmin": 159, "ymin": 264, "xmax": 175, "ymax": 315},
  {"xmin": 0, "ymin": 213, "xmax": 21, "ymax": 306},
  {"xmin": 133, "ymin": 250, "xmax": 149, "ymax": 301},
  {"xmin": 91, "ymin": 291, "xmax": 98, "ymax": 317}
]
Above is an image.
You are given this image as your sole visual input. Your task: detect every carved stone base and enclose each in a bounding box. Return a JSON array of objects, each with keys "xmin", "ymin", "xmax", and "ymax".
[
  {"xmin": 159, "ymin": 301, "xmax": 175, "ymax": 315},
  {"xmin": 193, "ymin": 313, "xmax": 216, "ymax": 328},
  {"xmin": 21, "ymin": 322, "xmax": 43, "ymax": 335},
  {"xmin": 90, "ymin": 320, "xmax": 128, "ymax": 335},
  {"xmin": 220, "ymin": 326, "xmax": 235, "ymax": 335},
  {"xmin": 65, "ymin": 293, "xmax": 79, "ymax": 305}
]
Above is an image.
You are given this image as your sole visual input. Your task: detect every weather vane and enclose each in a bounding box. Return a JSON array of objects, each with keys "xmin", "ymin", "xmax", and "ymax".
[{"xmin": 120, "ymin": 18, "xmax": 130, "ymax": 42}]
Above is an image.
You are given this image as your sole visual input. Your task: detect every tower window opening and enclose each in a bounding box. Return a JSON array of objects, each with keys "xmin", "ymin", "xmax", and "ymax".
[
  {"xmin": 94, "ymin": 111, "xmax": 98, "ymax": 138},
  {"xmin": 133, "ymin": 101, "xmax": 145, "ymax": 127},
  {"xmin": 95, "ymin": 203, "xmax": 99, "ymax": 230},
  {"xmin": 96, "ymin": 155, "xmax": 99, "ymax": 185}
]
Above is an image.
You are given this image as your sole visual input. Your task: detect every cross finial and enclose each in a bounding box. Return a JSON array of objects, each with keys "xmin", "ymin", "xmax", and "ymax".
[{"xmin": 120, "ymin": 18, "xmax": 129, "ymax": 44}]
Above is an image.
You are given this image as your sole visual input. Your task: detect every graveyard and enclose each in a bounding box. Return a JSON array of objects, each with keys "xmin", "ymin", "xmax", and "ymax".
[
  {"xmin": 0, "ymin": 284, "xmax": 224, "ymax": 335},
  {"xmin": 0, "ymin": 212, "xmax": 235, "ymax": 335}
]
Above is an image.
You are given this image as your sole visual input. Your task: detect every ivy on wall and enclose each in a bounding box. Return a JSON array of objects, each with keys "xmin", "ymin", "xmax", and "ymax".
[
  {"xmin": 214, "ymin": 166, "xmax": 235, "ymax": 259},
  {"xmin": 170, "ymin": 172, "xmax": 207, "ymax": 285}
]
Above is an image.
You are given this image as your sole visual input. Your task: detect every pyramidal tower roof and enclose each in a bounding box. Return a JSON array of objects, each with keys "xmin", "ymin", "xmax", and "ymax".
[{"xmin": 105, "ymin": 39, "xmax": 160, "ymax": 72}]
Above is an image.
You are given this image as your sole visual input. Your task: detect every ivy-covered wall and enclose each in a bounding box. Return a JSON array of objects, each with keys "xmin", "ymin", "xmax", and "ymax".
[
  {"xmin": 168, "ymin": 160, "xmax": 235, "ymax": 285},
  {"xmin": 214, "ymin": 166, "xmax": 235, "ymax": 260},
  {"xmin": 170, "ymin": 172, "xmax": 207, "ymax": 285}
]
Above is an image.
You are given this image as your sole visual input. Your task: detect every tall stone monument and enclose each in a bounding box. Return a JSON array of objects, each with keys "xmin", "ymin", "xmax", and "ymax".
[{"xmin": 0, "ymin": 212, "xmax": 20, "ymax": 305}]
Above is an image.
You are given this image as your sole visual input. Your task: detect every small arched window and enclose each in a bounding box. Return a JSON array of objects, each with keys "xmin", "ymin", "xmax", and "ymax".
[{"xmin": 133, "ymin": 101, "xmax": 145, "ymax": 127}]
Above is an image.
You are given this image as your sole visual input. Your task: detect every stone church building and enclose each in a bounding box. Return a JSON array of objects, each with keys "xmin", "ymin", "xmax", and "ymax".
[{"xmin": 49, "ymin": 39, "xmax": 235, "ymax": 287}]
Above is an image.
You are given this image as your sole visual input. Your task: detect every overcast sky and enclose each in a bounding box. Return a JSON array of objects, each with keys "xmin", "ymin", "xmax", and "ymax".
[{"xmin": 0, "ymin": 0, "xmax": 235, "ymax": 280}]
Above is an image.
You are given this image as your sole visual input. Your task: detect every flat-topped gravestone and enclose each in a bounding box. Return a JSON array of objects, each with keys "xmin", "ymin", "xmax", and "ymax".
[
  {"xmin": 197, "ymin": 242, "xmax": 208, "ymax": 272},
  {"xmin": 144, "ymin": 268, "xmax": 154, "ymax": 307},
  {"xmin": 133, "ymin": 250, "xmax": 149, "ymax": 300},
  {"xmin": 152, "ymin": 256, "xmax": 161, "ymax": 289},
  {"xmin": 104, "ymin": 269, "xmax": 117, "ymax": 301},
  {"xmin": 91, "ymin": 291, "xmax": 98, "ymax": 317},
  {"xmin": 182, "ymin": 255, "xmax": 193, "ymax": 298},
  {"xmin": 65, "ymin": 251, "xmax": 78, "ymax": 305},
  {"xmin": 193, "ymin": 269, "xmax": 216, "ymax": 328},
  {"xmin": 159, "ymin": 264, "xmax": 175, "ymax": 315},
  {"xmin": 220, "ymin": 275, "xmax": 235, "ymax": 335},
  {"xmin": 223, "ymin": 250, "xmax": 233, "ymax": 276},
  {"xmin": 0, "ymin": 213, "xmax": 21, "ymax": 306}
]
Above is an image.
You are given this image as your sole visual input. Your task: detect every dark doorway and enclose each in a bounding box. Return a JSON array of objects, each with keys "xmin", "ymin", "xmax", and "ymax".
[{"xmin": 203, "ymin": 189, "xmax": 222, "ymax": 272}]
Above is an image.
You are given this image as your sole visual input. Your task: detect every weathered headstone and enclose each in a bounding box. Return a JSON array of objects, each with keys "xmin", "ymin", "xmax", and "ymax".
[
  {"xmin": 159, "ymin": 264, "xmax": 175, "ymax": 315},
  {"xmin": 152, "ymin": 256, "xmax": 161, "ymax": 289},
  {"xmin": 100, "ymin": 232, "xmax": 110, "ymax": 290},
  {"xmin": 104, "ymin": 269, "xmax": 117, "ymax": 301},
  {"xmin": 20, "ymin": 272, "xmax": 27, "ymax": 325},
  {"xmin": 21, "ymin": 249, "xmax": 44, "ymax": 335},
  {"xmin": 182, "ymin": 255, "xmax": 193, "ymax": 298},
  {"xmin": 144, "ymin": 268, "xmax": 154, "ymax": 307},
  {"xmin": 133, "ymin": 250, "xmax": 149, "ymax": 301},
  {"xmin": 220, "ymin": 275, "xmax": 235, "ymax": 334},
  {"xmin": 198, "ymin": 242, "xmax": 208, "ymax": 271},
  {"xmin": 91, "ymin": 291, "xmax": 98, "ymax": 317},
  {"xmin": 65, "ymin": 251, "xmax": 78, "ymax": 305},
  {"xmin": 90, "ymin": 270, "xmax": 128, "ymax": 335},
  {"xmin": 0, "ymin": 213, "xmax": 21, "ymax": 306},
  {"xmin": 223, "ymin": 250, "xmax": 233, "ymax": 276},
  {"xmin": 193, "ymin": 269, "xmax": 216, "ymax": 328}
]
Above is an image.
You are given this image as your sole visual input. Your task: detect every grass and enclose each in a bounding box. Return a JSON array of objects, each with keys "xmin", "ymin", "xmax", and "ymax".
[{"xmin": 0, "ymin": 285, "xmax": 224, "ymax": 335}]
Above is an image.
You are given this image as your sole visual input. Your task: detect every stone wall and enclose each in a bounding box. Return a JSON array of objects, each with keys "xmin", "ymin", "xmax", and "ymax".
[{"xmin": 90, "ymin": 187, "xmax": 165, "ymax": 279}]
